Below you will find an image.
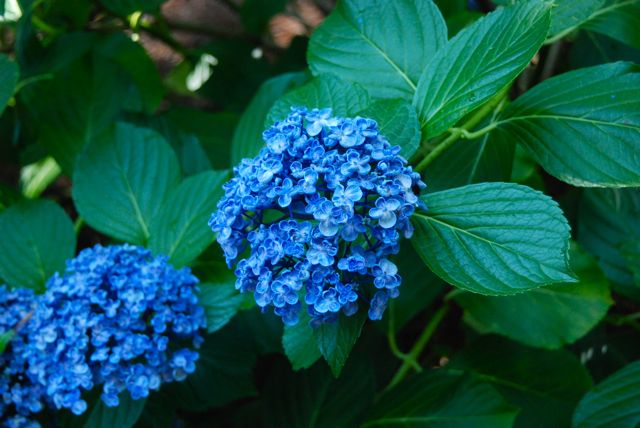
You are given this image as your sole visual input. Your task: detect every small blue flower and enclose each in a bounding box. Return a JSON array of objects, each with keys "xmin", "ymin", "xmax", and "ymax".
[{"xmin": 210, "ymin": 107, "xmax": 424, "ymax": 325}]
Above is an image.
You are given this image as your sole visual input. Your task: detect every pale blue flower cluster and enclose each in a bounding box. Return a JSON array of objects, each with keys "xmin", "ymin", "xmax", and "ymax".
[
  {"xmin": 1, "ymin": 244, "xmax": 207, "ymax": 417},
  {"xmin": 0, "ymin": 286, "xmax": 42, "ymax": 428},
  {"xmin": 210, "ymin": 107, "xmax": 424, "ymax": 325}
]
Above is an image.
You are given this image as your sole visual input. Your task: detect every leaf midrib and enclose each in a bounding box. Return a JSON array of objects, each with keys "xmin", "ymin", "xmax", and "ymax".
[
  {"xmin": 414, "ymin": 211, "xmax": 568, "ymax": 276},
  {"xmin": 340, "ymin": 9, "xmax": 417, "ymax": 91},
  {"xmin": 497, "ymin": 113, "xmax": 640, "ymax": 131}
]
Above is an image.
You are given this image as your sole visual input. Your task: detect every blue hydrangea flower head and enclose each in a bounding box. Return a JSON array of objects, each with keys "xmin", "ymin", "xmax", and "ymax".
[
  {"xmin": 0, "ymin": 285, "xmax": 43, "ymax": 428},
  {"xmin": 22, "ymin": 244, "xmax": 206, "ymax": 415},
  {"xmin": 209, "ymin": 107, "xmax": 425, "ymax": 326}
]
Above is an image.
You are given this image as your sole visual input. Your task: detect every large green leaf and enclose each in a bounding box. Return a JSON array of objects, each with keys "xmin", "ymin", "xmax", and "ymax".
[
  {"xmin": 0, "ymin": 199, "xmax": 75, "ymax": 292},
  {"xmin": 148, "ymin": 170, "xmax": 228, "ymax": 267},
  {"xmin": 307, "ymin": 0, "xmax": 446, "ymax": 99},
  {"xmin": 267, "ymin": 74, "xmax": 369, "ymax": 125},
  {"xmin": 578, "ymin": 188, "xmax": 640, "ymax": 297},
  {"xmin": 412, "ymin": 182, "xmax": 575, "ymax": 295},
  {"xmin": 282, "ymin": 310, "xmax": 322, "ymax": 371},
  {"xmin": 584, "ymin": 0, "xmax": 640, "ymax": 50},
  {"xmin": 450, "ymin": 335, "xmax": 593, "ymax": 428},
  {"xmin": 0, "ymin": 53, "xmax": 18, "ymax": 115},
  {"xmin": 314, "ymin": 311, "xmax": 366, "ymax": 377},
  {"xmin": 231, "ymin": 72, "xmax": 307, "ymax": 164},
  {"xmin": 548, "ymin": 0, "xmax": 606, "ymax": 37},
  {"xmin": 455, "ymin": 244, "xmax": 613, "ymax": 349},
  {"xmin": 572, "ymin": 360, "xmax": 640, "ymax": 428},
  {"xmin": 73, "ymin": 123, "xmax": 181, "ymax": 245},
  {"xmin": 83, "ymin": 395, "xmax": 146, "ymax": 428},
  {"xmin": 358, "ymin": 99, "xmax": 421, "ymax": 159},
  {"xmin": 366, "ymin": 369, "xmax": 518, "ymax": 427},
  {"xmin": 492, "ymin": 62, "xmax": 640, "ymax": 187},
  {"xmin": 413, "ymin": 1, "xmax": 551, "ymax": 138}
]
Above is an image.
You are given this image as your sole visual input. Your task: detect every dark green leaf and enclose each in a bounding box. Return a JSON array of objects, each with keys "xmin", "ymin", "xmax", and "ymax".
[
  {"xmin": 492, "ymin": 62, "xmax": 640, "ymax": 187},
  {"xmin": 267, "ymin": 74, "xmax": 369, "ymax": 125},
  {"xmin": 578, "ymin": 188, "xmax": 640, "ymax": 297},
  {"xmin": 358, "ymin": 99, "xmax": 421, "ymax": 159},
  {"xmin": 412, "ymin": 182, "xmax": 575, "ymax": 295},
  {"xmin": 83, "ymin": 395, "xmax": 146, "ymax": 428},
  {"xmin": 231, "ymin": 72, "xmax": 307, "ymax": 164},
  {"xmin": 20, "ymin": 53, "xmax": 128, "ymax": 173},
  {"xmin": 0, "ymin": 199, "xmax": 75, "ymax": 292},
  {"xmin": 548, "ymin": 0, "xmax": 605, "ymax": 37},
  {"xmin": 366, "ymin": 369, "xmax": 518, "ymax": 427},
  {"xmin": 308, "ymin": 0, "xmax": 447, "ymax": 99},
  {"xmin": 73, "ymin": 123, "xmax": 181, "ymax": 245},
  {"xmin": 455, "ymin": 244, "xmax": 613, "ymax": 349},
  {"xmin": 413, "ymin": 1, "xmax": 551, "ymax": 138},
  {"xmin": 422, "ymin": 120, "xmax": 515, "ymax": 192},
  {"xmin": 148, "ymin": 170, "xmax": 228, "ymax": 267},
  {"xmin": 199, "ymin": 278, "xmax": 245, "ymax": 334},
  {"xmin": 450, "ymin": 335, "xmax": 593, "ymax": 428},
  {"xmin": 165, "ymin": 323, "xmax": 257, "ymax": 411},
  {"xmin": 0, "ymin": 54, "xmax": 18, "ymax": 115},
  {"xmin": 584, "ymin": 0, "xmax": 640, "ymax": 50},
  {"xmin": 240, "ymin": 0, "xmax": 287, "ymax": 34},
  {"xmin": 95, "ymin": 33, "xmax": 165, "ymax": 113},
  {"xmin": 245, "ymin": 356, "xmax": 374, "ymax": 428},
  {"xmin": 572, "ymin": 360, "xmax": 640, "ymax": 428},
  {"xmin": 0, "ymin": 331, "xmax": 14, "ymax": 354},
  {"xmin": 314, "ymin": 311, "xmax": 366, "ymax": 377},
  {"xmin": 282, "ymin": 310, "xmax": 322, "ymax": 371},
  {"xmin": 621, "ymin": 240, "xmax": 640, "ymax": 286},
  {"xmin": 570, "ymin": 31, "xmax": 640, "ymax": 69}
]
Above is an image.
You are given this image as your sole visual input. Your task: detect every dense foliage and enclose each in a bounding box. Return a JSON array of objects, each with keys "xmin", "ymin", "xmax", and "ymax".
[{"xmin": 0, "ymin": 0, "xmax": 639, "ymax": 427}]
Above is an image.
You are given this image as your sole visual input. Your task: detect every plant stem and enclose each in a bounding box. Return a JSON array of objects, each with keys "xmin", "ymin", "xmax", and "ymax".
[
  {"xmin": 384, "ymin": 304, "xmax": 449, "ymax": 392},
  {"xmin": 386, "ymin": 302, "xmax": 422, "ymax": 371},
  {"xmin": 74, "ymin": 217, "xmax": 84, "ymax": 235},
  {"xmin": 414, "ymin": 86, "xmax": 509, "ymax": 173}
]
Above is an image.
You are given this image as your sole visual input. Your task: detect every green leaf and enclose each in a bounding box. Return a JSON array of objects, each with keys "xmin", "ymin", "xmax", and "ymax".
[
  {"xmin": 578, "ymin": 188, "xmax": 640, "ymax": 297},
  {"xmin": 412, "ymin": 182, "xmax": 575, "ymax": 295},
  {"xmin": 366, "ymin": 369, "xmax": 518, "ymax": 427},
  {"xmin": 20, "ymin": 157, "xmax": 62, "ymax": 199},
  {"xmin": 0, "ymin": 199, "xmax": 75, "ymax": 292},
  {"xmin": 358, "ymin": 99, "xmax": 421, "ymax": 159},
  {"xmin": 0, "ymin": 53, "xmax": 18, "ymax": 115},
  {"xmin": 455, "ymin": 244, "xmax": 613, "ymax": 349},
  {"xmin": 492, "ymin": 62, "xmax": 640, "ymax": 187},
  {"xmin": 231, "ymin": 72, "xmax": 307, "ymax": 164},
  {"xmin": 314, "ymin": 311, "xmax": 366, "ymax": 377},
  {"xmin": 450, "ymin": 335, "xmax": 593, "ymax": 428},
  {"xmin": 244, "ymin": 356, "xmax": 374, "ymax": 428},
  {"xmin": 199, "ymin": 278, "xmax": 244, "ymax": 334},
  {"xmin": 99, "ymin": 0, "xmax": 164, "ymax": 15},
  {"xmin": 307, "ymin": 0, "xmax": 446, "ymax": 99},
  {"xmin": 548, "ymin": 0, "xmax": 606, "ymax": 37},
  {"xmin": 282, "ymin": 310, "xmax": 322, "ymax": 371},
  {"xmin": 413, "ymin": 1, "xmax": 551, "ymax": 138},
  {"xmin": 73, "ymin": 123, "xmax": 181, "ymax": 245},
  {"xmin": 148, "ymin": 170, "xmax": 228, "ymax": 267},
  {"xmin": 83, "ymin": 395, "xmax": 146, "ymax": 428},
  {"xmin": 621, "ymin": 240, "xmax": 640, "ymax": 286},
  {"xmin": 267, "ymin": 74, "xmax": 369, "ymax": 125},
  {"xmin": 584, "ymin": 0, "xmax": 640, "ymax": 50},
  {"xmin": 572, "ymin": 360, "xmax": 640, "ymax": 428},
  {"xmin": 0, "ymin": 331, "xmax": 14, "ymax": 354}
]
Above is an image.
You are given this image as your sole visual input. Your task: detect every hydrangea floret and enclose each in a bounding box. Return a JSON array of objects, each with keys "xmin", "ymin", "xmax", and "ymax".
[
  {"xmin": 0, "ymin": 285, "xmax": 43, "ymax": 428},
  {"xmin": 22, "ymin": 244, "xmax": 206, "ymax": 415},
  {"xmin": 209, "ymin": 107, "xmax": 425, "ymax": 326}
]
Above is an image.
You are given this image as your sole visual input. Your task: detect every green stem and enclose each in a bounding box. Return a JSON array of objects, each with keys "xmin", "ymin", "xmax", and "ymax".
[
  {"xmin": 74, "ymin": 217, "xmax": 84, "ymax": 235},
  {"xmin": 384, "ymin": 304, "xmax": 449, "ymax": 392},
  {"xmin": 387, "ymin": 302, "xmax": 423, "ymax": 371},
  {"xmin": 414, "ymin": 86, "xmax": 509, "ymax": 173}
]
